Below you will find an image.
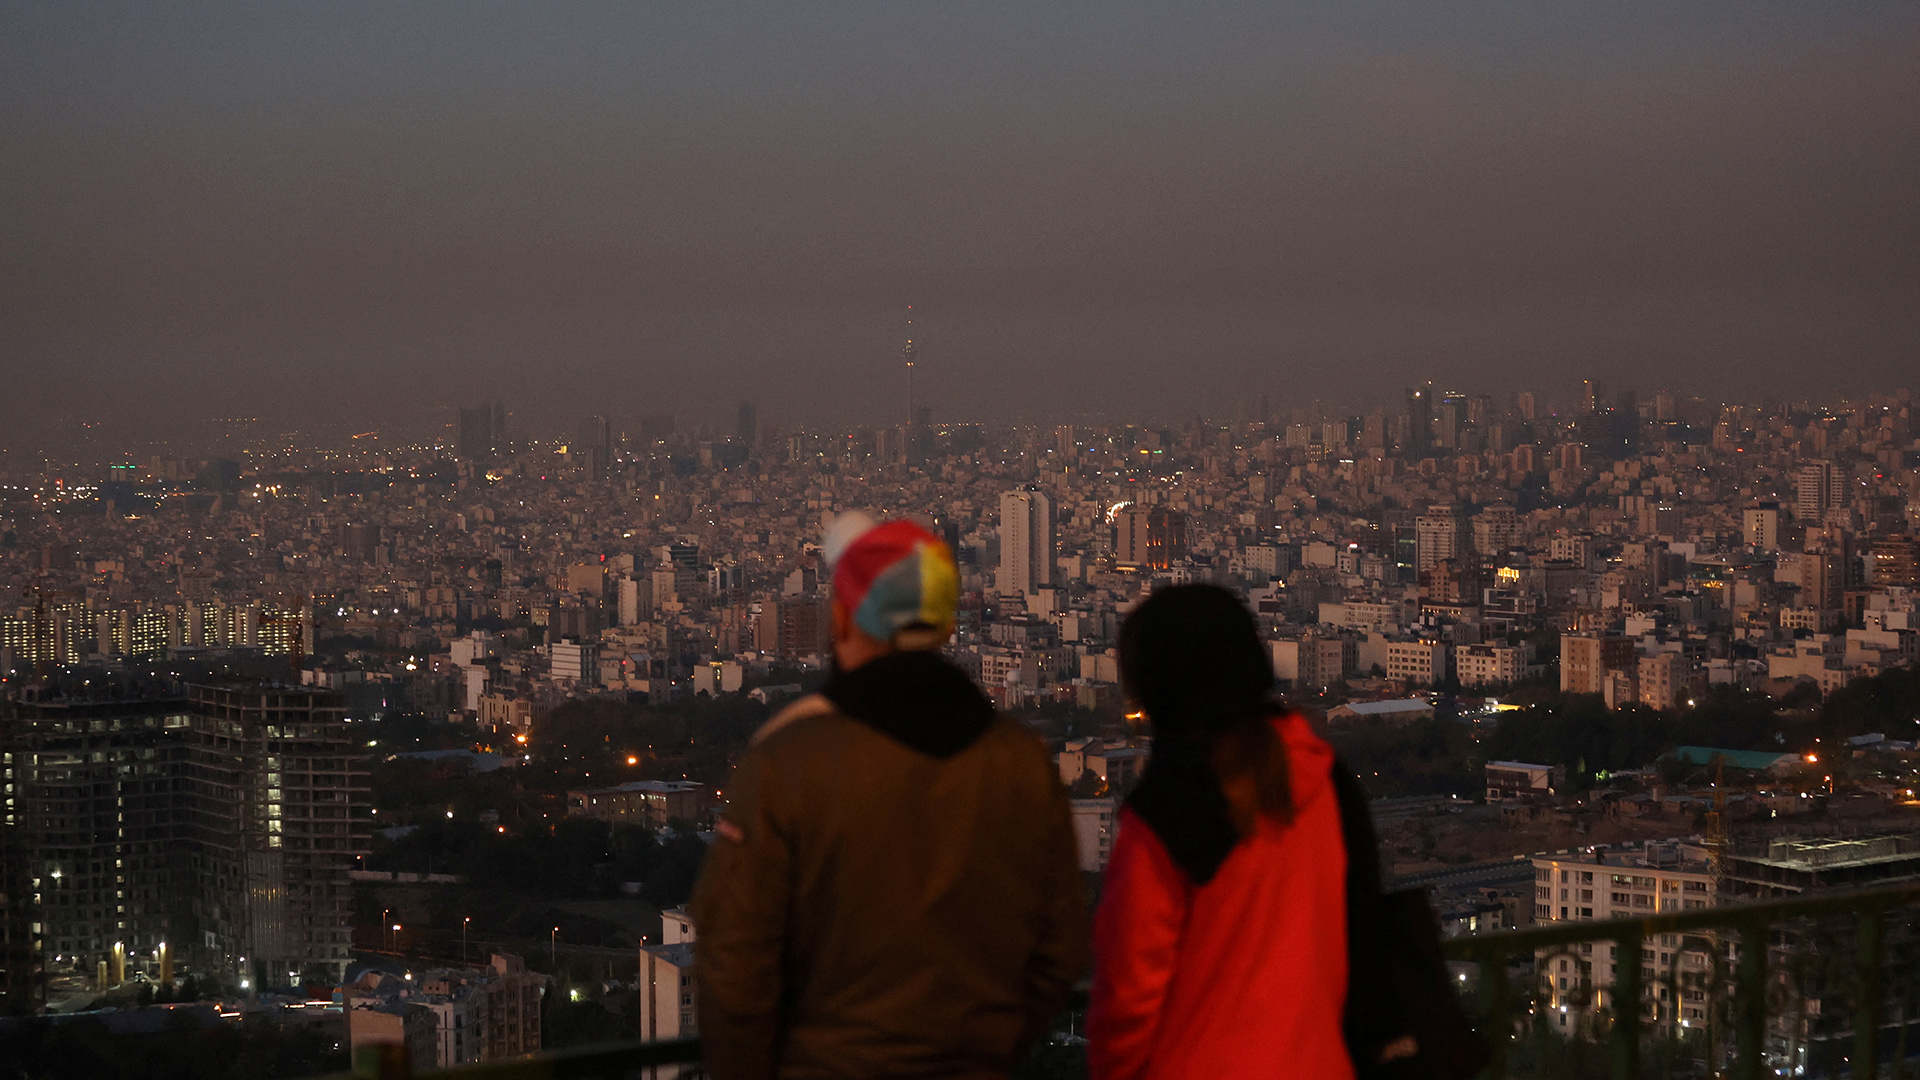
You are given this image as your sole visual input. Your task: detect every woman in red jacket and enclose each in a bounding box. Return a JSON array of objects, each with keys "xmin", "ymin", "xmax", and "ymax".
[{"xmin": 1088, "ymin": 585, "xmax": 1410, "ymax": 1080}]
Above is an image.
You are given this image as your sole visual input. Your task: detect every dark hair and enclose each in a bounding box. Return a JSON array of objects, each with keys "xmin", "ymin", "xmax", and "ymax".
[{"xmin": 1119, "ymin": 583, "xmax": 1290, "ymax": 882}]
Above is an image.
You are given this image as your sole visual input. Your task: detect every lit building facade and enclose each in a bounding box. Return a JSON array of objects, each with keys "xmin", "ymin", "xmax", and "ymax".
[
  {"xmin": 0, "ymin": 686, "xmax": 367, "ymax": 1005},
  {"xmin": 999, "ymin": 489, "xmax": 1056, "ymax": 597}
]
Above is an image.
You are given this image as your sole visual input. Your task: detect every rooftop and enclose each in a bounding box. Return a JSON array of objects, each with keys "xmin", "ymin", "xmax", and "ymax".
[
  {"xmin": 568, "ymin": 780, "xmax": 705, "ymax": 796},
  {"xmin": 1532, "ymin": 840, "xmax": 1712, "ymax": 875},
  {"xmin": 1333, "ymin": 698, "xmax": 1432, "ymax": 715},
  {"xmin": 1743, "ymin": 835, "xmax": 1920, "ymax": 871},
  {"xmin": 1666, "ymin": 746, "xmax": 1796, "ymax": 771}
]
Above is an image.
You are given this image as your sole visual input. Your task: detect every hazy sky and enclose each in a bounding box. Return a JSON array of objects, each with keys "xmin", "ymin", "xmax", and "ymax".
[{"xmin": 3, "ymin": 2, "xmax": 1917, "ymax": 441}]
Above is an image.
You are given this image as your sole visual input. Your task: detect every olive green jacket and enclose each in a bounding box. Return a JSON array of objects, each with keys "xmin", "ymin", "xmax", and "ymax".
[{"xmin": 691, "ymin": 678, "xmax": 1089, "ymax": 1080}]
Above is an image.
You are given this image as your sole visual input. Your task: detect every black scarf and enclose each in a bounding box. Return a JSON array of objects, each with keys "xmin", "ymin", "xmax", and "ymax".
[{"xmin": 821, "ymin": 650, "xmax": 995, "ymax": 759}]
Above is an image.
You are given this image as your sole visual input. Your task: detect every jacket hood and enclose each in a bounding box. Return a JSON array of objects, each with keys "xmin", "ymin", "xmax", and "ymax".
[
  {"xmin": 1126, "ymin": 709, "xmax": 1330, "ymax": 885},
  {"xmin": 820, "ymin": 649, "xmax": 996, "ymax": 759}
]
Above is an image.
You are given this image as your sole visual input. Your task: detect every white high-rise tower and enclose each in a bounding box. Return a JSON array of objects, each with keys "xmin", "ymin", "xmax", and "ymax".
[{"xmin": 999, "ymin": 489, "xmax": 1055, "ymax": 597}]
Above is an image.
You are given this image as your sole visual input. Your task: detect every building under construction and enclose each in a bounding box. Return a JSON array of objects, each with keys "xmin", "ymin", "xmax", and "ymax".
[
  {"xmin": 0, "ymin": 683, "xmax": 367, "ymax": 1012},
  {"xmin": 1721, "ymin": 834, "xmax": 1920, "ymax": 897}
]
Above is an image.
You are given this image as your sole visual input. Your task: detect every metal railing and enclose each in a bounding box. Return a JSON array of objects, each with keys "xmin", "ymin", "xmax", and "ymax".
[
  {"xmin": 335, "ymin": 882, "xmax": 1920, "ymax": 1080},
  {"xmin": 1443, "ymin": 881, "xmax": 1920, "ymax": 1080},
  {"xmin": 343, "ymin": 1037, "xmax": 701, "ymax": 1079}
]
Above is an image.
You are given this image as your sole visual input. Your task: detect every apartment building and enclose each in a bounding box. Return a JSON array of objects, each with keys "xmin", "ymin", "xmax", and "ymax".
[
  {"xmin": 1532, "ymin": 843, "xmax": 1718, "ymax": 1032},
  {"xmin": 1070, "ymin": 798, "xmax": 1118, "ymax": 873},
  {"xmin": 1561, "ymin": 633, "xmax": 1635, "ymax": 694},
  {"xmin": 1454, "ymin": 642, "xmax": 1533, "ymax": 688},
  {"xmin": 641, "ymin": 941, "xmax": 698, "ymax": 1046},
  {"xmin": 1485, "ymin": 761, "xmax": 1563, "ymax": 802},
  {"xmin": 1384, "ymin": 639, "xmax": 1449, "ymax": 686},
  {"xmin": 564, "ymin": 781, "xmax": 706, "ymax": 831},
  {"xmin": 1, "ymin": 685, "xmax": 368, "ymax": 998},
  {"xmin": 1635, "ymin": 650, "xmax": 1689, "ymax": 710},
  {"xmin": 349, "ymin": 953, "xmax": 545, "ymax": 1067}
]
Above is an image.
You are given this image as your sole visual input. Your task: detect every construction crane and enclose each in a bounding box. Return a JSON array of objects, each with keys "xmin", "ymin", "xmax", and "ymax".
[{"xmin": 1704, "ymin": 759, "xmax": 1730, "ymax": 894}]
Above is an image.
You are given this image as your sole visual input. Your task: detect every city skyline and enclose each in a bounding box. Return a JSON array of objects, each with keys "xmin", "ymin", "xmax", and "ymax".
[
  {"xmin": 4, "ymin": 380, "xmax": 1913, "ymax": 468},
  {"xmin": 2, "ymin": 339, "xmax": 1917, "ymax": 1072}
]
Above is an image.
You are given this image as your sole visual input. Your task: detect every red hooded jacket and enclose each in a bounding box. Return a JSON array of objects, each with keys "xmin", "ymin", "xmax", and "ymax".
[{"xmin": 1088, "ymin": 712, "xmax": 1353, "ymax": 1080}]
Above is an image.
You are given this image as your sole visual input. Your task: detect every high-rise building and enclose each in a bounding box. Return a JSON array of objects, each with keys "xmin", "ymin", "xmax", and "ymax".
[
  {"xmin": 1580, "ymin": 379, "xmax": 1603, "ymax": 415},
  {"xmin": 1742, "ymin": 503, "xmax": 1781, "ymax": 551},
  {"xmin": 575, "ymin": 414, "xmax": 610, "ymax": 456},
  {"xmin": 0, "ymin": 698, "xmax": 179, "ymax": 1010},
  {"xmin": 1379, "ymin": 509, "xmax": 1419, "ymax": 585},
  {"xmin": 0, "ymin": 686, "xmax": 368, "ymax": 1007},
  {"xmin": 1795, "ymin": 460, "xmax": 1845, "ymax": 521},
  {"xmin": 1413, "ymin": 504, "xmax": 1470, "ymax": 575},
  {"xmin": 457, "ymin": 404, "xmax": 508, "ymax": 460},
  {"xmin": 1471, "ymin": 504, "xmax": 1519, "ymax": 556},
  {"xmin": 999, "ymin": 489, "xmax": 1056, "ymax": 597},
  {"xmin": 1403, "ymin": 386, "xmax": 1432, "ymax": 456},
  {"xmin": 184, "ymin": 685, "xmax": 366, "ymax": 988},
  {"xmin": 1560, "ymin": 634, "xmax": 1635, "ymax": 695},
  {"xmin": 1435, "ymin": 397, "xmax": 1462, "ymax": 450},
  {"xmin": 639, "ymin": 414, "xmax": 676, "ymax": 443},
  {"xmin": 776, "ymin": 596, "xmax": 829, "ymax": 659},
  {"xmin": 574, "ymin": 415, "xmax": 611, "ymax": 481},
  {"xmin": 909, "ymin": 405, "xmax": 933, "ymax": 465},
  {"xmin": 617, "ymin": 577, "xmax": 651, "ymax": 626},
  {"xmin": 736, "ymin": 400, "xmax": 758, "ymax": 447},
  {"xmin": 1360, "ymin": 411, "xmax": 1386, "ymax": 450},
  {"xmin": 548, "ymin": 639, "xmax": 597, "ymax": 686},
  {"xmin": 1114, "ymin": 506, "xmax": 1189, "ymax": 570},
  {"xmin": 1869, "ymin": 535, "xmax": 1920, "ymax": 587},
  {"xmin": 1798, "ymin": 540, "xmax": 1848, "ymax": 613}
]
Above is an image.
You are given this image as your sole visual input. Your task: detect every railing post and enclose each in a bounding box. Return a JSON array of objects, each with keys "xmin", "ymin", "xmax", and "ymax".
[
  {"xmin": 1735, "ymin": 916, "xmax": 1769, "ymax": 1080},
  {"xmin": 1478, "ymin": 945, "xmax": 1511, "ymax": 1080},
  {"xmin": 1612, "ymin": 924, "xmax": 1643, "ymax": 1080},
  {"xmin": 1856, "ymin": 906, "xmax": 1884, "ymax": 1080}
]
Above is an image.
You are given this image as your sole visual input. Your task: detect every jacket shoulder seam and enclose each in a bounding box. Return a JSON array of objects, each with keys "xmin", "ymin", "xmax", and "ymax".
[{"xmin": 751, "ymin": 692, "xmax": 839, "ymax": 746}]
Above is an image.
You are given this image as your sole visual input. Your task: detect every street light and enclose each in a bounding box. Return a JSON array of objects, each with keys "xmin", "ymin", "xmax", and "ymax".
[
  {"xmin": 551, "ymin": 926, "xmax": 559, "ymax": 972},
  {"xmin": 463, "ymin": 916, "xmax": 471, "ymax": 964}
]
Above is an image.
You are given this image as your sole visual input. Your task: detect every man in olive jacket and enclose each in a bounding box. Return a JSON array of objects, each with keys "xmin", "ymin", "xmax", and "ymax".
[{"xmin": 690, "ymin": 516, "xmax": 1089, "ymax": 1080}]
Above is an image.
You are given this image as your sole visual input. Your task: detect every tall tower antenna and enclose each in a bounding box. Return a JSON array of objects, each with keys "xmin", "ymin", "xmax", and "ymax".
[{"xmin": 903, "ymin": 305, "xmax": 917, "ymax": 433}]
